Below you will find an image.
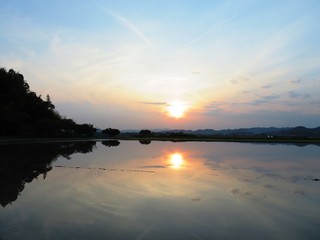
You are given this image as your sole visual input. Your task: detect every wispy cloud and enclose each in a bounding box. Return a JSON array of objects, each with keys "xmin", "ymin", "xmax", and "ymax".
[
  {"xmin": 92, "ymin": 1, "xmax": 152, "ymax": 47},
  {"xmin": 290, "ymin": 79, "xmax": 302, "ymax": 84},
  {"xmin": 205, "ymin": 94, "xmax": 282, "ymax": 113},
  {"xmin": 204, "ymin": 101, "xmax": 226, "ymax": 109},
  {"xmin": 230, "ymin": 76, "xmax": 250, "ymax": 85},
  {"xmin": 250, "ymin": 94, "xmax": 281, "ymax": 106},
  {"xmin": 261, "ymin": 85, "xmax": 272, "ymax": 89},
  {"xmin": 108, "ymin": 11, "xmax": 153, "ymax": 47},
  {"xmin": 204, "ymin": 101, "xmax": 235, "ymax": 114},
  {"xmin": 230, "ymin": 79, "xmax": 238, "ymax": 84},
  {"xmin": 289, "ymin": 91, "xmax": 311, "ymax": 99},
  {"xmin": 139, "ymin": 165, "xmax": 166, "ymax": 169},
  {"xmin": 188, "ymin": 14, "xmax": 237, "ymax": 45},
  {"xmin": 140, "ymin": 101, "xmax": 167, "ymax": 105}
]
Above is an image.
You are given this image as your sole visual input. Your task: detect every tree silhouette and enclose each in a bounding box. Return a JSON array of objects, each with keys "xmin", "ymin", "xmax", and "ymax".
[
  {"xmin": 46, "ymin": 94, "xmax": 55, "ymax": 110},
  {"xmin": 102, "ymin": 128, "xmax": 120, "ymax": 136},
  {"xmin": 139, "ymin": 129, "xmax": 152, "ymax": 136},
  {"xmin": 0, "ymin": 67, "xmax": 96, "ymax": 137}
]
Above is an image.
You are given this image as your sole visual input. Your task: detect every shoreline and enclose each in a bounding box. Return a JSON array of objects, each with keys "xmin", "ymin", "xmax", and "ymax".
[
  {"xmin": 0, "ymin": 137, "xmax": 99, "ymax": 145},
  {"xmin": 1, "ymin": 136, "xmax": 320, "ymax": 145}
]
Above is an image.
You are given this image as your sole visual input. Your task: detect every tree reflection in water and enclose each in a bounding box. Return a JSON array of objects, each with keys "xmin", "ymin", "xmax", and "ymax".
[
  {"xmin": 139, "ymin": 140, "xmax": 151, "ymax": 145},
  {"xmin": 101, "ymin": 140, "xmax": 120, "ymax": 147},
  {"xmin": 0, "ymin": 141, "xmax": 97, "ymax": 207}
]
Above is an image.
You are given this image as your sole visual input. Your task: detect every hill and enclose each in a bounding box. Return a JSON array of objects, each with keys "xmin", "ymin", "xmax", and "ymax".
[
  {"xmin": 276, "ymin": 126, "xmax": 320, "ymax": 137},
  {"xmin": 155, "ymin": 126, "xmax": 320, "ymax": 137}
]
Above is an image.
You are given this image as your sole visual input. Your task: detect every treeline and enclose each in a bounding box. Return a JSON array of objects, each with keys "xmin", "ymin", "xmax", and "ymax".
[{"xmin": 0, "ymin": 68, "xmax": 96, "ymax": 137}]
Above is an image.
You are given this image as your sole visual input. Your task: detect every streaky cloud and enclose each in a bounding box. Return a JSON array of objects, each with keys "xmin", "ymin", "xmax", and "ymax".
[
  {"xmin": 290, "ymin": 79, "xmax": 302, "ymax": 84},
  {"xmin": 250, "ymin": 94, "xmax": 281, "ymax": 106},
  {"xmin": 230, "ymin": 79, "xmax": 238, "ymax": 84},
  {"xmin": 261, "ymin": 85, "xmax": 272, "ymax": 89},
  {"xmin": 230, "ymin": 76, "xmax": 250, "ymax": 85},
  {"xmin": 188, "ymin": 13, "xmax": 237, "ymax": 45},
  {"xmin": 139, "ymin": 165, "xmax": 166, "ymax": 169},
  {"xmin": 92, "ymin": 1, "xmax": 152, "ymax": 47},
  {"xmin": 140, "ymin": 101, "xmax": 167, "ymax": 105},
  {"xmin": 289, "ymin": 91, "xmax": 311, "ymax": 99}
]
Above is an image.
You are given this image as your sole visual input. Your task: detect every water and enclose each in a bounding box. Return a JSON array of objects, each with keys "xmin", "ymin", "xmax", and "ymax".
[{"xmin": 1, "ymin": 140, "xmax": 320, "ymax": 239}]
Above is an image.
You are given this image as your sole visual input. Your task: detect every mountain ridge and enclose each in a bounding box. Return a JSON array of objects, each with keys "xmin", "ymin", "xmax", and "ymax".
[{"xmin": 123, "ymin": 126, "xmax": 320, "ymax": 137}]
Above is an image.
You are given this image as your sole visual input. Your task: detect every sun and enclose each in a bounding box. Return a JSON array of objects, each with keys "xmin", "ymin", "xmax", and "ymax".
[{"xmin": 167, "ymin": 101, "xmax": 187, "ymax": 119}]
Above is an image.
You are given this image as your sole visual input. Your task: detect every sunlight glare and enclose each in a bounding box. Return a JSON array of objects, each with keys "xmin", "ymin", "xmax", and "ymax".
[
  {"xmin": 167, "ymin": 101, "xmax": 187, "ymax": 119},
  {"xmin": 169, "ymin": 153, "xmax": 184, "ymax": 168}
]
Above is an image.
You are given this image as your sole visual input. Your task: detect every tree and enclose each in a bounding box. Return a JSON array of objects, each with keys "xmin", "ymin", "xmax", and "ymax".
[
  {"xmin": 45, "ymin": 94, "xmax": 55, "ymax": 110},
  {"xmin": 102, "ymin": 128, "xmax": 120, "ymax": 136},
  {"xmin": 0, "ymin": 67, "xmax": 97, "ymax": 137},
  {"xmin": 139, "ymin": 129, "xmax": 152, "ymax": 136},
  {"xmin": 76, "ymin": 124, "xmax": 96, "ymax": 137}
]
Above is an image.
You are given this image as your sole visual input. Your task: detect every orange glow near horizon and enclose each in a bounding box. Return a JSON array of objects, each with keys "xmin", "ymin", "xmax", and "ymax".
[{"xmin": 167, "ymin": 101, "xmax": 187, "ymax": 119}]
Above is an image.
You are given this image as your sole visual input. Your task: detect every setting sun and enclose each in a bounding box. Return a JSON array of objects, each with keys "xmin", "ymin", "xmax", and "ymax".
[{"xmin": 167, "ymin": 101, "xmax": 187, "ymax": 119}]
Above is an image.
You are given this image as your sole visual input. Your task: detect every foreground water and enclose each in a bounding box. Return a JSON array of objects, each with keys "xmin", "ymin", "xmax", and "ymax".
[{"xmin": 1, "ymin": 140, "xmax": 320, "ymax": 239}]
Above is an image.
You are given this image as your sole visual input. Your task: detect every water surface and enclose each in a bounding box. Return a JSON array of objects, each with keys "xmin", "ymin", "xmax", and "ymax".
[{"xmin": 1, "ymin": 140, "xmax": 320, "ymax": 239}]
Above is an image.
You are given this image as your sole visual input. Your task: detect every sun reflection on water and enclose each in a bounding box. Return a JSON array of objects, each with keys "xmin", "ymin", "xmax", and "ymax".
[{"xmin": 169, "ymin": 152, "xmax": 184, "ymax": 169}]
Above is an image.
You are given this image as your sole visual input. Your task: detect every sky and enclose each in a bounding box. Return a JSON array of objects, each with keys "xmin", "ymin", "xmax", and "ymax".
[{"xmin": 1, "ymin": 0, "xmax": 320, "ymax": 130}]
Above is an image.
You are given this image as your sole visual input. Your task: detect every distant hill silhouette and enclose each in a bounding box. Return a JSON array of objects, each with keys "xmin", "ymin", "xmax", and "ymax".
[
  {"xmin": 0, "ymin": 68, "xmax": 96, "ymax": 137},
  {"xmin": 155, "ymin": 126, "xmax": 320, "ymax": 137},
  {"xmin": 275, "ymin": 126, "xmax": 320, "ymax": 137}
]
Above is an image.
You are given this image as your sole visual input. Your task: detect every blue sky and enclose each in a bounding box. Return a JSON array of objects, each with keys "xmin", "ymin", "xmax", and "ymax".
[{"xmin": 1, "ymin": 0, "xmax": 320, "ymax": 129}]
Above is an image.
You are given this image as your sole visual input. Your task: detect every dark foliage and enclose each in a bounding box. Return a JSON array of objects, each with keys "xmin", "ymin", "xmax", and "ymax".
[
  {"xmin": 139, "ymin": 129, "xmax": 152, "ymax": 136},
  {"xmin": 102, "ymin": 128, "xmax": 120, "ymax": 136},
  {"xmin": 0, "ymin": 68, "xmax": 96, "ymax": 137}
]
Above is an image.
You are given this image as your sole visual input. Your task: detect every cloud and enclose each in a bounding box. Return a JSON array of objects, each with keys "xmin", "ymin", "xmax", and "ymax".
[
  {"xmin": 93, "ymin": 1, "xmax": 152, "ymax": 47},
  {"xmin": 262, "ymin": 95, "xmax": 280, "ymax": 100},
  {"xmin": 264, "ymin": 184, "xmax": 275, "ymax": 189},
  {"xmin": 294, "ymin": 189, "xmax": 306, "ymax": 196},
  {"xmin": 242, "ymin": 90, "xmax": 255, "ymax": 94},
  {"xmin": 310, "ymin": 100, "xmax": 320, "ymax": 105},
  {"xmin": 290, "ymin": 79, "xmax": 302, "ymax": 84},
  {"xmin": 140, "ymin": 101, "xmax": 167, "ymax": 105},
  {"xmin": 203, "ymin": 101, "xmax": 241, "ymax": 115},
  {"xmin": 230, "ymin": 76, "xmax": 250, "ymax": 85},
  {"xmin": 289, "ymin": 91, "xmax": 311, "ymax": 99},
  {"xmin": 188, "ymin": 13, "xmax": 238, "ymax": 45},
  {"xmin": 205, "ymin": 97, "xmax": 284, "ymax": 112},
  {"xmin": 230, "ymin": 79, "xmax": 238, "ymax": 84},
  {"xmin": 250, "ymin": 94, "xmax": 281, "ymax": 105},
  {"xmin": 204, "ymin": 101, "xmax": 230, "ymax": 110},
  {"xmin": 139, "ymin": 165, "xmax": 166, "ymax": 169},
  {"xmin": 231, "ymin": 188, "xmax": 252, "ymax": 198},
  {"xmin": 261, "ymin": 85, "xmax": 272, "ymax": 89}
]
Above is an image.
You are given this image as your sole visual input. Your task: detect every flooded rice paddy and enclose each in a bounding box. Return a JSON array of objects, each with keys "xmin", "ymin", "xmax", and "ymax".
[{"xmin": 1, "ymin": 140, "xmax": 320, "ymax": 239}]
